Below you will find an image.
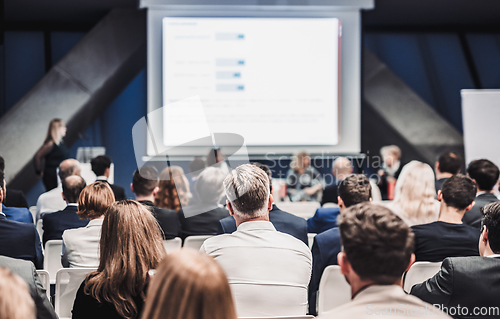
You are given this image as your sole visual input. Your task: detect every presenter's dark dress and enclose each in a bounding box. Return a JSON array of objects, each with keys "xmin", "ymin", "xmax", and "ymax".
[{"xmin": 35, "ymin": 141, "xmax": 70, "ymax": 191}]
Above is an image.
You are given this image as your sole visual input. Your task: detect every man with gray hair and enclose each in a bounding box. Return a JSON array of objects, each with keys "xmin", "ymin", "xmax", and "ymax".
[{"xmin": 201, "ymin": 164, "xmax": 312, "ymax": 318}]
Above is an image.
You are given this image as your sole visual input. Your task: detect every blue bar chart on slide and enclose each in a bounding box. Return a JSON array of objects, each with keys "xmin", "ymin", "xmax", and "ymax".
[
  {"xmin": 216, "ymin": 59, "xmax": 245, "ymax": 67},
  {"xmin": 216, "ymin": 71, "xmax": 242, "ymax": 79}
]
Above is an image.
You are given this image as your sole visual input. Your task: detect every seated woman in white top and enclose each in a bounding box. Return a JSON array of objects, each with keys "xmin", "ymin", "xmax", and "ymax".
[{"xmin": 62, "ymin": 181, "xmax": 115, "ymax": 268}]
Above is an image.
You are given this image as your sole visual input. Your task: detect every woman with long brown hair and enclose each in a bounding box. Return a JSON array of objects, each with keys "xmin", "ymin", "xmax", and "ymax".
[
  {"xmin": 155, "ymin": 166, "xmax": 191, "ymax": 211},
  {"xmin": 34, "ymin": 118, "xmax": 70, "ymax": 191},
  {"xmin": 141, "ymin": 249, "xmax": 237, "ymax": 319},
  {"xmin": 72, "ymin": 200, "xmax": 166, "ymax": 319}
]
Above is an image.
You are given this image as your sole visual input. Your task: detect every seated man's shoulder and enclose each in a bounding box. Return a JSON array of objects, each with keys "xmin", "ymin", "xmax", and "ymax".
[
  {"xmin": 272, "ymin": 207, "xmax": 307, "ymax": 223},
  {"xmin": 315, "ymin": 227, "xmax": 340, "ymax": 242}
]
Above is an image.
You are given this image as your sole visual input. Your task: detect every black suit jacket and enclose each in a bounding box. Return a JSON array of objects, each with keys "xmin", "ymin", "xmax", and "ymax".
[
  {"xmin": 4, "ymin": 188, "xmax": 29, "ymax": 208},
  {"xmin": 0, "ymin": 214, "xmax": 44, "ymax": 269},
  {"xmin": 320, "ymin": 184, "xmax": 339, "ymax": 207},
  {"xmin": 96, "ymin": 179, "xmax": 126, "ymax": 201},
  {"xmin": 0, "ymin": 256, "xmax": 57, "ymax": 319},
  {"xmin": 42, "ymin": 205, "xmax": 89, "ymax": 246},
  {"xmin": 412, "ymin": 221, "xmax": 480, "ymax": 262},
  {"xmin": 463, "ymin": 193, "xmax": 499, "ymax": 229},
  {"xmin": 411, "ymin": 256, "xmax": 500, "ymax": 318},
  {"xmin": 139, "ymin": 200, "xmax": 180, "ymax": 239},
  {"xmin": 216, "ymin": 204, "xmax": 308, "ymax": 245},
  {"xmin": 178, "ymin": 203, "xmax": 230, "ymax": 240}
]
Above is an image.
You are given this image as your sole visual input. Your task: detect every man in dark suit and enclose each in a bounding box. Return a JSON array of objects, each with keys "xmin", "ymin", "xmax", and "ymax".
[
  {"xmin": 463, "ymin": 159, "xmax": 499, "ymax": 229},
  {"xmin": 308, "ymin": 174, "xmax": 372, "ymax": 315},
  {"xmin": 411, "ymin": 202, "xmax": 500, "ymax": 318},
  {"xmin": 434, "ymin": 151, "xmax": 462, "ymax": 194},
  {"xmin": 412, "ymin": 174, "xmax": 480, "ymax": 262},
  {"xmin": 320, "ymin": 157, "xmax": 353, "ymax": 207},
  {"xmin": 217, "ymin": 163, "xmax": 308, "ymax": 245},
  {"xmin": 0, "ymin": 170, "xmax": 43, "ymax": 269},
  {"xmin": 377, "ymin": 145, "xmax": 403, "ymax": 200},
  {"xmin": 0, "ymin": 156, "xmax": 29, "ymax": 208},
  {"xmin": 0, "ymin": 256, "xmax": 57, "ymax": 319},
  {"xmin": 132, "ymin": 166, "xmax": 180, "ymax": 239},
  {"xmin": 42, "ymin": 175, "xmax": 88, "ymax": 245},
  {"xmin": 91, "ymin": 155, "xmax": 126, "ymax": 201},
  {"xmin": 0, "ymin": 169, "xmax": 32, "ymax": 223}
]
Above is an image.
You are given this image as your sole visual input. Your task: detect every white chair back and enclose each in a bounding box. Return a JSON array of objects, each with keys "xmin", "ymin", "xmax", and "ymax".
[
  {"xmin": 36, "ymin": 270, "xmax": 50, "ymax": 291},
  {"xmin": 403, "ymin": 261, "xmax": 442, "ymax": 292},
  {"xmin": 55, "ymin": 267, "xmax": 97, "ymax": 319},
  {"xmin": 307, "ymin": 233, "xmax": 316, "ymax": 249},
  {"xmin": 44, "ymin": 240, "xmax": 63, "ymax": 284},
  {"xmin": 36, "ymin": 219, "xmax": 44, "ymax": 241},
  {"xmin": 240, "ymin": 316, "xmax": 314, "ymax": 319},
  {"xmin": 163, "ymin": 237, "xmax": 182, "ymax": 253},
  {"xmin": 183, "ymin": 235, "xmax": 213, "ymax": 250},
  {"xmin": 317, "ymin": 265, "xmax": 351, "ymax": 314},
  {"xmin": 29, "ymin": 206, "xmax": 37, "ymax": 224},
  {"xmin": 278, "ymin": 201, "xmax": 320, "ymax": 219}
]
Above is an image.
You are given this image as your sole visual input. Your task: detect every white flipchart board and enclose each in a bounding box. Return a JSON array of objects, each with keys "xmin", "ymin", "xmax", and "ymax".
[{"xmin": 462, "ymin": 89, "xmax": 500, "ymax": 168}]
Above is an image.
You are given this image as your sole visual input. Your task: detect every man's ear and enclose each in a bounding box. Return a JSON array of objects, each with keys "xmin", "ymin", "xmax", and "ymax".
[
  {"xmin": 405, "ymin": 253, "xmax": 416, "ymax": 272},
  {"xmin": 338, "ymin": 197, "xmax": 344, "ymax": 209},
  {"xmin": 226, "ymin": 200, "xmax": 235, "ymax": 216},
  {"xmin": 482, "ymin": 225, "xmax": 489, "ymax": 243},
  {"xmin": 152, "ymin": 186, "xmax": 159, "ymax": 197},
  {"xmin": 268, "ymin": 194, "xmax": 274, "ymax": 211},
  {"xmin": 105, "ymin": 167, "xmax": 110, "ymax": 177},
  {"xmin": 337, "ymin": 252, "xmax": 350, "ymax": 276},
  {"xmin": 465, "ymin": 201, "xmax": 475, "ymax": 212},
  {"xmin": 130, "ymin": 183, "xmax": 134, "ymax": 193},
  {"xmin": 437, "ymin": 190, "xmax": 443, "ymax": 202},
  {"xmin": 61, "ymin": 192, "xmax": 66, "ymax": 202},
  {"xmin": 435, "ymin": 162, "xmax": 440, "ymax": 173}
]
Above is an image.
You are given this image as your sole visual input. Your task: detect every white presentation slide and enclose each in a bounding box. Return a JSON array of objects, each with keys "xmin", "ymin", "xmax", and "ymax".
[{"xmin": 162, "ymin": 17, "xmax": 340, "ymax": 147}]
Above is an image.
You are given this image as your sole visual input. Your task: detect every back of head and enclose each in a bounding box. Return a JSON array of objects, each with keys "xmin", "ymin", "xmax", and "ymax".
[
  {"xmin": 142, "ymin": 249, "xmax": 237, "ymax": 319},
  {"xmin": 0, "ymin": 267, "xmax": 35, "ymax": 319},
  {"xmin": 156, "ymin": 166, "xmax": 190, "ymax": 210},
  {"xmin": 78, "ymin": 181, "xmax": 115, "ymax": 220},
  {"xmin": 196, "ymin": 167, "xmax": 226, "ymax": 204},
  {"xmin": 482, "ymin": 202, "xmax": 500, "ymax": 254},
  {"xmin": 437, "ymin": 151, "xmax": 462, "ymax": 174},
  {"xmin": 441, "ymin": 174, "xmax": 477, "ymax": 210},
  {"xmin": 253, "ymin": 162, "xmax": 273, "ymax": 193},
  {"xmin": 467, "ymin": 159, "xmax": 499, "ymax": 191},
  {"xmin": 90, "ymin": 156, "xmax": 112, "ymax": 176},
  {"xmin": 0, "ymin": 170, "xmax": 4, "ymax": 194},
  {"xmin": 85, "ymin": 200, "xmax": 165, "ymax": 319},
  {"xmin": 0, "ymin": 156, "xmax": 4, "ymax": 172},
  {"xmin": 338, "ymin": 174, "xmax": 371, "ymax": 207},
  {"xmin": 62, "ymin": 175, "xmax": 86, "ymax": 203},
  {"xmin": 333, "ymin": 157, "xmax": 353, "ymax": 177},
  {"xmin": 224, "ymin": 164, "xmax": 269, "ymax": 219},
  {"xmin": 133, "ymin": 166, "xmax": 159, "ymax": 197},
  {"xmin": 339, "ymin": 203, "xmax": 414, "ymax": 284},
  {"xmin": 189, "ymin": 156, "xmax": 206, "ymax": 177},
  {"xmin": 59, "ymin": 158, "xmax": 81, "ymax": 181}
]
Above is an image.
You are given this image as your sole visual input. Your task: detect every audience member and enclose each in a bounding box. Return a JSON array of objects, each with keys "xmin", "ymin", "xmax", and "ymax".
[
  {"xmin": 34, "ymin": 118, "xmax": 70, "ymax": 191},
  {"xmin": 179, "ymin": 167, "xmax": 230, "ymax": 239},
  {"xmin": 188, "ymin": 156, "xmax": 206, "ymax": 202},
  {"xmin": 377, "ymin": 145, "xmax": 403, "ymax": 200},
  {"xmin": 36, "ymin": 158, "xmax": 81, "ymax": 221},
  {"xmin": 218, "ymin": 162, "xmax": 308, "ymax": 245},
  {"xmin": 434, "ymin": 151, "xmax": 462, "ymax": 193},
  {"xmin": 155, "ymin": 166, "xmax": 191, "ymax": 211},
  {"xmin": 412, "ymin": 175, "xmax": 479, "ymax": 262},
  {"xmin": 307, "ymin": 174, "xmax": 372, "ymax": 234},
  {"xmin": 62, "ymin": 181, "xmax": 115, "ymax": 268},
  {"xmin": 0, "ymin": 170, "xmax": 43, "ymax": 269},
  {"xmin": 0, "ymin": 266, "xmax": 35, "ymax": 319},
  {"xmin": 132, "ymin": 166, "xmax": 180, "ymax": 239},
  {"xmin": 72, "ymin": 200, "xmax": 165, "ymax": 319},
  {"xmin": 321, "ymin": 157, "xmax": 353, "ymax": 206},
  {"xmin": 206, "ymin": 147, "xmax": 230, "ymax": 175},
  {"xmin": 42, "ymin": 175, "xmax": 88, "ymax": 245},
  {"xmin": 411, "ymin": 202, "xmax": 500, "ymax": 318},
  {"xmin": 141, "ymin": 249, "xmax": 237, "ymax": 319},
  {"xmin": 316, "ymin": 203, "xmax": 450, "ymax": 319},
  {"xmin": 308, "ymin": 174, "xmax": 372, "ymax": 314},
  {"xmin": 463, "ymin": 159, "xmax": 500, "ymax": 228},
  {"xmin": 388, "ymin": 161, "xmax": 439, "ymax": 226},
  {"xmin": 91, "ymin": 155, "xmax": 126, "ymax": 200},
  {"xmin": 201, "ymin": 164, "xmax": 312, "ymax": 317},
  {"xmin": 286, "ymin": 151, "xmax": 323, "ymax": 202},
  {"xmin": 0, "ymin": 170, "xmax": 32, "ymax": 223},
  {"xmin": 0, "ymin": 256, "xmax": 57, "ymax": 319},
  {"xmin": 0, "ymin": 156, "xmax": 28, "ymax": 208}
]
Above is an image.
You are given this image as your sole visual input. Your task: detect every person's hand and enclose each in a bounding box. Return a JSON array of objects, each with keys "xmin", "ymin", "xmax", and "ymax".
[
  {"xmin": 378, "ymin": 169, "xmax": 386, "ymax": 177},
  {"xmin": 304, "ymin": 184, "xmax": 322, "ymax": 196}
]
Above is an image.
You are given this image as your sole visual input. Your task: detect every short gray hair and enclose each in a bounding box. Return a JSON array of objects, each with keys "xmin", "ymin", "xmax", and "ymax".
[
  {"xmin": 196, "ymin": 167, "xmax": 226, "ymax": 204},
  {"xmin": 224, "ymin": 164, "xmax": 270, "ymax": 219}
]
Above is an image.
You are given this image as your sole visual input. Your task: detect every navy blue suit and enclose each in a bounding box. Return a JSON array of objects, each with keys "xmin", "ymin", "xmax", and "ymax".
[
  {"xmin": 0, "ymin": 214, "xmax": 44, "ymax": 269},
  {"xmin": 217, "ymin": 204, "xmax": 309, "ymax": 246},
  {"xmin": 3, "ymin": 204, "xmax": 33, "ymax": 224},
  {"xmin": 308, "ymin": 227, "xmax": 342, "ymax": 315},
  {"xmin": 306, "ymin": 207, "xmax": 340, "ymax": 234},
  {"xmin": 42, "ymin": 205, "xmax": 89, "ymax": 246}
]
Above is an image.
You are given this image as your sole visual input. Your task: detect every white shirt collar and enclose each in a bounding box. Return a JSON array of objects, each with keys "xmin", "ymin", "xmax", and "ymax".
[
  {"xmin": 237, "ymin": 220, "xmax": 276, "ymax": 232},
  {"xmin": 0, "ymin": 212, "xmax": 5, "ymax": 217},
  {"xmin": 476, "ymin": 191, "xmax": 487, "ymax": 197},
  {"xmin": 96, "ymin": 176, "xmax": 108, "ymax": 181},
  {"xmin": 67, "ymin": 203, "xmax": 78, "ymax": 207},
  {"xmin": 487, "ymin": 254, "xmax": 500, "ymax": 258}
]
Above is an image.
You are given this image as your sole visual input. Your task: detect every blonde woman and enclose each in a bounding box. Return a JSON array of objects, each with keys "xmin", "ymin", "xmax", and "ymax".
[
  {"xmin": 155, "ymin": 166, "xmax": 191, "ymax": 211},
  {"xmin": 72, "ymin": 200, "xmax": 166, "ymax": 319},
  {"xmin": 34, "ymin": 118, "xmax": 69, "ymax": 190},
  {"xmin": 387, "ymin": 161, "xmax": 440, "ymax": 226},
  {"xmin": 0, "ymin": 266, "xmax": 35, "ymax": 319},
  {"xmin": 141, "ymin": 249, "xmax": 237, "ymax": 319}
]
